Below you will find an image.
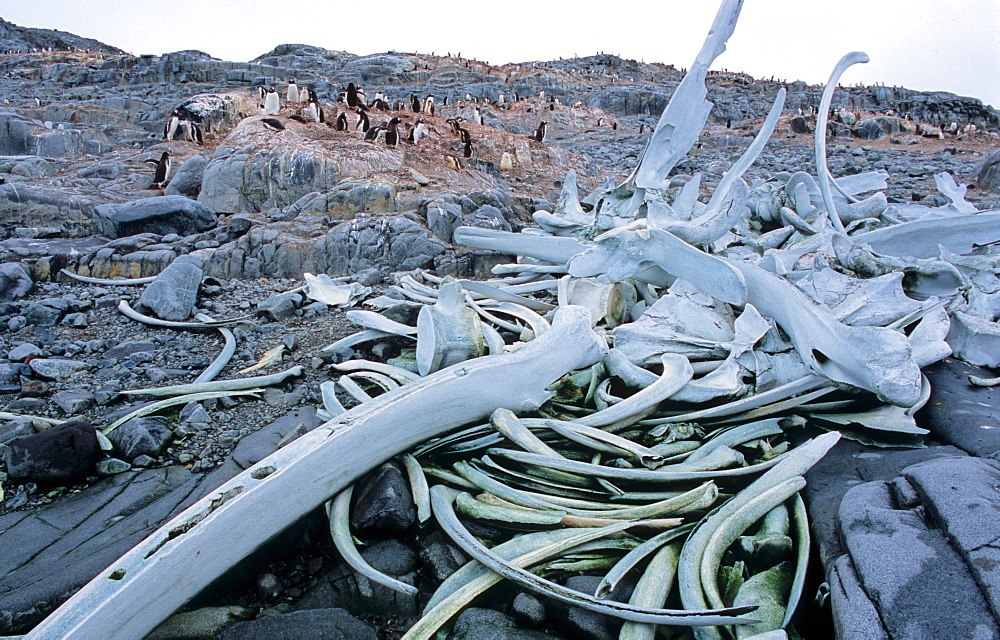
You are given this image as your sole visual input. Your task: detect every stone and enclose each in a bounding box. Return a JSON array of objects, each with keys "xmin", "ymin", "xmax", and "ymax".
[
  {"xmin": 107, "ymin": 416, "xmax": 173, "ymax": 462},
  {"xmin": 256, "ymin": 291, "xmax": 301, "ymax": 322},
  {"xmin": 28, "ymin": 358, "xmax": 91, "ymax": 380},
  {"xmin": 26, "ymin": 128, "xmax": 84, "ymax": 158},
  {"xmin": 217, "ymin": 608, "xmax": 376, "ymax": 640},
  {"xmin": 789, "ymin": 116, "xmax": 811, "ymax": 134},
  {"xmin": 451, "ymin": 607, "xmax": 558, "ymax": 640},
  {"xmin": 978, "ymin": 150, "xmax": 1000, "ymax": 192},
  {"xmin": 21, "ymin": 302, "xmax": 64, "ymax": 326},
  {"xmin": 3, "ymin": 420, "xmax": 99, "ymax": 484},
  {"xmin": 103, "ymin": 340, "xmax": 157, "ymax": 359},
  {"xmin": 52, "ymin": 389, "xmax": 96, "ymax": 415},
  {"xmin": 163, "ymin": 153, "xmax": 209, "ymax": 198},
  {"xmin": 853, "ymin": 119, "xmax": 884, "ymax": 140},
  {"xmin": 178, "ymin": 401, "xmax": 212, "ymax": 425},
  {"xmin": 546, "ymin": 575, "xmax": 632, "ymax": 640},
  {"xmin": 146, "ymin": 605, "xmax": 255, "ymax": 640},
  {"xmin": 61, "ymin": 312, "xmax": 89, "ymax": 327},
  {"xmin": 137, "ymin": 254, "xmax": 203, "ymax": 321},
  {"xmin": 94, "ymin": 195, "xmax": 217, "ymax": 238},
  {"xmin": 7, "ymin": 342, "xmax": 41, "ymax": 361},
  {"xmin": 350, "ymin": 461, "xmax": 416, "ymax": 538},
  {"xmin": 419, "ymin": 539, "xmax": 468, "ymax": 583},
  {"xmin": 0, "ymin": 418, "xmax": 35, "ymax": 447},
  {"xmin": 0, "ymin": 263, "xmax": 32, "ymax": 302},
  {"xmin": 511, "ymin": 592, "xmax": 548, "ymax": 627},
  {"xmin": 918, "ymin": 358, "xmax": 1000, "ymax": 457},
  {"xmin": 96, "ymin": 458, "xmax": 132, "ymax": 476}
]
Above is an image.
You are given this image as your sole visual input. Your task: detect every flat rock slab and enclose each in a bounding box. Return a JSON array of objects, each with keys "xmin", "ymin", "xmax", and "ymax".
[
  {"xmin": 0, "ymin": 407, "xmax": 317, "ymax": 635},
  {"xmin": 918, "ymin": 357, "xmax": 1000, "ymax": 457}
]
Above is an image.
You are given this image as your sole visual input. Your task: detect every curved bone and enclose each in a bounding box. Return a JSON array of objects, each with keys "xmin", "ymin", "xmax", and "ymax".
[
  {"xmin": 26, "ymin": 306, "xmax": 608, "ymax": 640},
  {"xmin": 60, "ymin": 269, "xmax": 156, "ymax": 285}
]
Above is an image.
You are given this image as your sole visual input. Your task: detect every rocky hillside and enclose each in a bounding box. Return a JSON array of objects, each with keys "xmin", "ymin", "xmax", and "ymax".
[{"xmin": 0, "ymin": 17, "xmax": 124, "ymax": 55}]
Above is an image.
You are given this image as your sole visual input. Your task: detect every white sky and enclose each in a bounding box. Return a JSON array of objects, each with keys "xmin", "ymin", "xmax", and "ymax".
[{"xmin": 2, "ymin": 0, "xmax": 997, "ymax": 108}]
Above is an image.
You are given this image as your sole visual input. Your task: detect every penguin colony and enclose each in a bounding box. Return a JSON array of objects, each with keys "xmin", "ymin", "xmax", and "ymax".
[{"xmin": 153, "ymin": 75, "xmax": 619, "ymax": 187}]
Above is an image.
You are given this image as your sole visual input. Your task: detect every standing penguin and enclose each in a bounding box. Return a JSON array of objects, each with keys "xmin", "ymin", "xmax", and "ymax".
[
  {"xmin": 411, "ymin": 118, "xmax": 426, "ymax": 144},
  {"xmin": 263, "ymin": 87, "xmax": 280, "ymax": 116},
  {"xmin": 163, "ymin": 110, "xmax": 182, "ymax": 140},
  {"xmin": 462, "ymin": 140, "xmax": 474, "ymax": 158},
  {"xmin": 410, "ymin": 95, "xmax": 421, "ymax": 112},
  {"xmin": 472, "ymin": 106, "xmax": 483, "ymax": 125},
  {"xmin": 306, "ymin": 98, "xmax": 324, "ymax": 123},
  {"xmin": 499, "ymin": 152, "xmax": 513, "ymax": 171},
  {"xmin": 533, "ymin": 121, "xmax": 547, "ymax": 142},
  {"xmin": 355, "ymin": 108, "xmax": 370, "ymax": 132},
  {"xmin": 347, "ymin": 83, "xmax": 360, "ymax": 108},
  {"xmin": 286, "ymin": 80, "xmax": 299, "ymax": 104},
  {"xmin": 422, "ymin": 95, "xmax": 435, "ymax": 116},
  {"xmin": 335, "ymin": 111, "xmax": 348, "ymax": 131},
  {"xmin": 146, "ymin": 151, "xmax": 171, "ymax": 189},
  {"xmin": 385, "ymin": 117, "xmax": 400, "ymax": 147}
]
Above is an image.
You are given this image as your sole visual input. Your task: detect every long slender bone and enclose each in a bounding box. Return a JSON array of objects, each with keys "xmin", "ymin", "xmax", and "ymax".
[{"xmin": 26, "ymin": 305, "xmax": 607, "ymax": 640}]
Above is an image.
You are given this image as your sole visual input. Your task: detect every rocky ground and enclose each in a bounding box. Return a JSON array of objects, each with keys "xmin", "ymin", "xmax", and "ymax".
[{"xmin": 0, "ymin": 15, "xmax": 999, "ymax": 640}]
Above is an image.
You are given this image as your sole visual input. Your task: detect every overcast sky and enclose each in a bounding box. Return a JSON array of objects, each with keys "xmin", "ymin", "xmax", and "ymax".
[{"xmin": 3, "ymin": 0, "xmax": 997, "ymax": 108}]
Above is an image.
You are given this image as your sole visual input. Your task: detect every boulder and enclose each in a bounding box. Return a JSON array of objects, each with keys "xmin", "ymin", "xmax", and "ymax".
[
  {"xmin": 452, "ymin": 608, "xmax": 559, "ymax": 640},
  {"xmin": 137, "ymin": 254, "xmax": 203, "ymax": 321},
  {"xmin": 0, "ymin": 262, "xmax": 33, "ymax": 302},
  {"xmin": 3, "ymin": 420, "xmax": 100, "ymax": 484},
  {"xmin": 217, "ymin": 608, "xmax": 376, "ymax": 640},
  {"xmin": 107, "ymin": 416, "xmax": 173, "ymax": 462},
  {"xmin": 853, "ymin": 119, "xmax": 884, "ymax": 140},
  {"xmin": 350, "ymin": 461, "xmax": 416, "ymax": 538},
  {"xmin": 789, "ymin": 116, "xmax": 811, "ymax": 134},
  {"xmin": 94, "ymin": 195, "xmax": 217, "ymax": 238},
  {"xmin": 163, "ymin": 153, "xmax": 209, "ymax": 198},
  {"xmin": 26, "ymin": 128, "xmax": 84, "ymax": 158},
  {"xmin": 978, "ymin": 149, "xmax": 1000, "ymax": 193}
]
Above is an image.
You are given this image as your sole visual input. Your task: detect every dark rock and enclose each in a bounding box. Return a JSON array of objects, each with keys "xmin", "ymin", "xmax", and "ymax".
[
  {"xmin": 61, "ymin": 312, "xmax": 89, "ymax": 327},
  {"xmin": 96, "ymin": 458, "xmax": 132, "ymax": 476},
  {"xmin": 0, "ymin": 419, "xmax": 35, "ymax": 447},
  {"xmin": 94, "ymin": 195, "xmax": 217, "ymax": 238},
  {"xmin": 350, "ymin": 461, "xmax": 416, "ymax": 538},
  {"xmin": 107, "ymin": 416, "xmax": 173, "ymax": 462},
  {"xmin": 51, "ymin": 389, "xmax": 95, "ymax": 415},
  {"xmin": 217, "ymin": 608, "xmax": 376, "ymax": 640},
  {"xmin": 256, "ymin": 291, "xmax": 302, "ymax": 322},
  {"xmin": 137, "ymin": 254, "xmax": 203, "ymax": 321},
  {"xmin": 3, "ymin": 420, "xmax": 99, "ymax": 484},
  {"xmin": 547, "ymin": 575, "xmax": 632, "ymax": 640},
  {"xmin": 164, "ymin": 153, "xmax": 209, "ymax": 198},
  {"xmin": 0, "ymin": 363, "xmax": 27, "ymax": 386},
  {"xmin": 511, "ymin": 592, "xmax": 548, "ymax": 628},
  {"xmin": 978, "ymin": 149, "xmax": 1000, "ymax": 193},
  {"xmin": 419, "ymin": 539, "xmax": 468, "ymax": 583},
  {"xmin": 853, "ymin": 119, "xmax": 885, "ymax": 140},
  {"xmin": 918, "ymin": 358, "xmax": 1000, "ymax": 457},
  {"xmin": 789, "ymin": 116, "xmax": 811, "ymax": 134},
  {"xmin": 0, "ymin": 263, "xmax": 33, "ymax": 302},
  {"xmin": 451, "ymin": 607, "xmax": 558, "ymax": 640},
  {"xmin": 21, "ymin": 302, "xmax": 64, "ymax": 326}
]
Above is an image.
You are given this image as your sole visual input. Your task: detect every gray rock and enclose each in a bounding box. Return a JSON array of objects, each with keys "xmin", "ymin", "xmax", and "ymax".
[
  {"xmin": 828, "ymin": 555, "xmax": 889, "ymax": 640},
  {"xmin": 0, "ymin": 263, "xmax": 32, "ymax": 302},
  {"xmin": 547, "ymin": 575, "xmax": 632, "ymax": 640},
  {"xmin": 350, "ymin": 461, "xmax": 416, "ymax": 538},
  {"xmin": 104, "ymin": 340, "xmax": 157, "ymax": 359},
  {"xmin": 28, "ymin": 358, "xmax": 91, "ymax": 380},
  {"xmin": 979, "ymin": 150, "xmax": 1000, "ymax": 192},
  {"xmin": 94, "ymin": 195, "xmax": 217, "ymax": 238},
  {"xmin": 26, "ymin": 128, "xmax": 84, "ymax": 158},
  {"xmin": 8, "ymin": 342, "xmax": 42, "ymax": 361},
  {"xmin": 146, "ymin": 605, "xmax": 255, "ymax": 640},
  {"xmin": 0, "ymin": 418, "xmax": 35, "ymax": 447},
  {"xmin": 789, "ymin": 116, "xmax": 811, "ymax": 134},
  {"xmin": 61, "ymin": 312, "xmax": 89, "ymax": 327},
  {"xmin": 107, "ymin": 416, "xmax": 173, "ymax": 461},
  {"xmin": 137, "ymin": 254, "xmax": 203, "ymax": 321},
  {"xmin": 853, "ymin": 119, "xmax": 885, "ymax": 140},
  {"xmin": 256, "ymin": 291, "xmax": 301, "ymax": 321},
  {"xmin": 52, "ymin": 389, "xmax": 95, "ymax": 415},
  {"xmin": 164, "ymin": 153, "xmax": 209, "ymax": 198},
  {"xmin": 21, "ymin": 302, "xmax": 64, "ymax": 326},
  {"xmin": 96, "ymin": 458, "xmax": 132, "ymax": 476},
  {"xmin": 511, "ymin": 592, "xmax": 548, "ymax": 628},
  {"xmin": 452, "ymin": 608, "xmax": 558, "ymax": 640},
  {"xmin": 0, "ymin": 363, "xmax": 27, "ymax": 387},
  {"xmin": 3, "ymin": 420, "xmax": 99, "ymax": 484},
  {"xmin": 217, "ymin": 608, "xmax": 376, "ymax": 640},
  {"xmin": 918, "ymin": 358, "xmax": 1000, "ymax": 457},
  {"xmin": 179, "ymin": 401, "xmax": 212, "ymax": 425}
]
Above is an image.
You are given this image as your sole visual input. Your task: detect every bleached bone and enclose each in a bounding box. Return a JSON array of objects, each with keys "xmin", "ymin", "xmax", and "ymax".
[
  {"xmin": 852, "ymin": 210, "xmax": 1000, "ymax": 259},
  {"xmin": 815, "ymin": 51, "xmax": 869, "ymax": 234},
  {"xmin": 60, "ymin": 269, "xmax": 157, "ymax": 285},
  {"xmin": 933, "ymin": 173, "xmax": 978, "ymax": 214},
  {"xmin": 569, "ymin": 224, "xmax": 923, "ymax": 406},
  {"xmin": 304, "ymin": 272, "xmax": 371, "ymax": 307},
  {"xmin": 632, "ymin": 0, "xmax": 745, "ymax": 189},
  {"xmin": 25, "ymin": 306, "xmax": 608, "ymax": 640},
  {"xmin": 416, "ymin": 280, "xmax": 486, "ymax": 375}
]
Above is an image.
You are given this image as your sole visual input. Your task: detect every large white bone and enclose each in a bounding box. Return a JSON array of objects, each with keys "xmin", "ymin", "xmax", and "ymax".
[{"xmin": 26, "ymin": 306, "xmax": 608, "ymax": 640}]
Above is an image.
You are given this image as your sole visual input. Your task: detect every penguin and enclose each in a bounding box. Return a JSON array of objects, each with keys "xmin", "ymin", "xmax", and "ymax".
[
  {"xmin": 338, "ymin": 88, "xmax": 348, "ymax": 104},
  {"xmin": 335, "ymin": 111, "xmax": 348, "ymax": 131},
  {"xmin": 286, "ymin": 80, "xmax": 299, "ymax": 104},
  {"xmin": 255, "ymin": 85, "xmax": 267, "ymax": 101},
  {"xmin": 445, "ymin": 155, "xmax": 462, "ymax": 170},
  {"xmin": 533, "ymin": 121, "xmax": 547, "ymax": 142},
  {"xmin": 392, "ymin": 100, "xmax": 405, "ymax": 111},
  {"xmin": 364, "ymin": 125, "xmax": 385, "ymax": 142},
  {"xmin": 499, "ymin": 152, "xmax": 513, "ymax": 171},
  {"xmin": 472, "ymin": 106, "xmax": 483, "ymax": 125},
  {"xmin": 261, "ymin": 117, "xmax": 285, "ymax": 131},
  {"xmin": 306, "ymin": 99, "xmax": 325, "ymax": 123},
  {"xmin": 347, "ymin": 83, "xmax": 360, "ymax": 107},
  {"xmin": 370, "ymin": 98, "xmax": 389, "ymax": 110},
  {"xmin": 146, "ymin": 151, "xmax": 171, "ymax": 188},
  {"xmin": 301, "ymin": 86, "xmax": 313, "ymax": 104},
  {"xmin": 411, "ymin": 95, "xmax": 421, "ymax": 112},
  {"xmin": 263, "ymin": 87, "xmax": 280, "ymax": 116},
  {"xmin": 498, "ymin": 93, "xmax": 505, "ymax": 105},
  {"xmin": 373, "ymin": 91, "xmax": 385, "ymax": 103},
  {"xmin": 288, "ymin": 114, "xmax": 309, "ymax": 123},
  {"xmin": 356, "ymin": 86, "xmax": 367, "ymax": 106},
  {"xmin": 459, "ymin": 127, "xmax": 471, "ymax": 144},
  {"xmin": 164, "ymin": 110, "xmax": 182, "ymax": 140},
  {"xmin": 462, "ymin": 140, "xmax": 473, "ymax": 158},
  {"xmin": 422, "ymin": 95, "xmax": 435, "ymax": 116},
  {"xmin": 355, "ymin": 108, "xmax": 370, "ymax": 132},
  {"xmin": 612, "ymin": 121, "xmax": 617, "ymax": 130},
  {"xmin": 442, "ymin": 96, "xmax": 449, "ymax": 106},
  {"xmin": 385, "ymin": 117, "xmax": 400, "ymax": 147},
  {"xmin": 411, "ymin": 118, "xmax": 426, "ymax": 144},
  {"xmin": 446, "ymin": 118, "xmax": 462, "ymax": 135},
  {"xmin": 548, "ymin": 103, "xmax": 555, "ymax": 111}
]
